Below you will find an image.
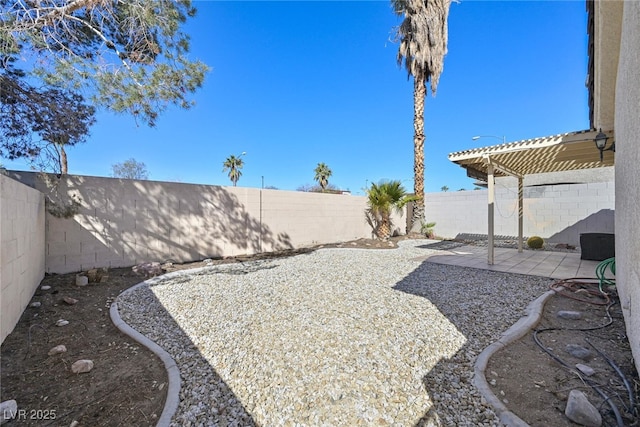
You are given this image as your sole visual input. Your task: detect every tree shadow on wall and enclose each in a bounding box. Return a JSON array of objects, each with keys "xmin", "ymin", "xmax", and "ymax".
[{"xmin": 7, "ymin": 171, "xmax": 294, "ymax": 271}]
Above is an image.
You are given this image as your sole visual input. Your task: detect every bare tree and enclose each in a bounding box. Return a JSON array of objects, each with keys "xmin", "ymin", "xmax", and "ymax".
[{"xmin": 111, "ymin": 158, "xmax": 149, "ymax": 180}]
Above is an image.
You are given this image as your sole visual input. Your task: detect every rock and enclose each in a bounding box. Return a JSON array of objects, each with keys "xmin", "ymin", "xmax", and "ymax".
[
  {"xmin": 566, "ymin": 344, "xmax": 592, "ymax": 360},
  {"xmin": 69, "ymin": 421, "xmax": 79, "ymax": 427},
  {"xmin": 86, "ymin": 269, "xmax": 99, "ymax": 282},
  {"xmin": 56, "ymin": 319, "xmax": 69, "ymax": 327},
  {"xmin": 29, "ymin": 302, "xmax": 41, "ymax": 308},
  {"xmin": 71, "ymin": 359, "xmax": 94, "ymax": 374},
  {"xmin": 75, "ymin": 274, "xmax": 88, "ymax": 286},
  {"xmin": 41, "ymin": 285, "xmax": 51, "ymax": 291},
  {"xmin": 557, "ymin": 310, "xmax": 582, "ymax": 320},
  {"xmin": 99, "ymin": 275, "xmax": 109, "ymax": 283},
  {"xmin": 565, "ymin": 389, "xmax": 602, "ymax": 426},
  {"xmin": 132, "ymin": 262, "xmax": 163, "ymax": 277},
  {"xmin": 48, "ymin": 345, "xmax": 67, "ymax": 356},
  {"xmin": 1, "ymin": 400, "xmax": 17, "ymax": 424},
  {"xmin": 63, "ymin": 296, "xmax": 78, "ymax": 305},
  {"xmin": 576, "ymin": 363, "xmax": 596, "ymax": 376}
]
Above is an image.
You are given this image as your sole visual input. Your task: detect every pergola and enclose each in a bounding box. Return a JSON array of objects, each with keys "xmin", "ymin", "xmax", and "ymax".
[{"xmin": 448, "ymin": 129, "xmax": 615, "ymax": 264}]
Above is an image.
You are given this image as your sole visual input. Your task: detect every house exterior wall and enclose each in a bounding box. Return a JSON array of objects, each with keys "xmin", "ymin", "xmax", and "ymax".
[
  {"xmin": 1, "ymin": 175, "xmax": 45, "ymax": 344},
  {"xmin": 614, "ymin": 0, "xmax": 640, "ymax": 375},
  {"xmin": 7, "ymin": 172, "xmax": 405, "ymax": 274},
  {"xmin": 425, "ymin": 182, "xmax": 614, "ymax": 246}
]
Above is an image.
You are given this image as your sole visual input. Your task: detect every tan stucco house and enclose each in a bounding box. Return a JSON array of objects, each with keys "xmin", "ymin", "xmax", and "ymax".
[{"xmin": 597, "ymin": 0, "xmax": 640, "ymax": 374}]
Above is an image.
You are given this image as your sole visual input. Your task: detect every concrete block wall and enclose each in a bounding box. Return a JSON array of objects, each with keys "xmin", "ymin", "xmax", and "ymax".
[
  {"xmin": 425, "ymin": 181, "xmax": 615, "ymax": 246},
  {"xmin": 8, "ymin": 172, "xmax": 402, "ymax": 274},
  {"xmin": 1, "ymin": 174, "xmax": 45, "ymax": 344}
]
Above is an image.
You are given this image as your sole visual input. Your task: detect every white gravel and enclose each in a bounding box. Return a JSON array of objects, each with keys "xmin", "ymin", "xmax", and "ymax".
[{"xmin": 116, "ymin": 240, "xmax": 552, "ymax": 426}]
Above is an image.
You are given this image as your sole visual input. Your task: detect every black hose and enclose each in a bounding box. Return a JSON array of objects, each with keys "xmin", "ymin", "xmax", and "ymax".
[
  {"xmin": 585, "ymin": 337, "xmax": 636, "ymax": 415},
  {"xmin": 533, "ymin": 329, "xmax": 625, "ymax": 427}
]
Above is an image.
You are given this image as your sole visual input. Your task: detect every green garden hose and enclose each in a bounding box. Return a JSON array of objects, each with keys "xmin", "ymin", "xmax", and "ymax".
[{"xmin": 596, "ymin": 257, "xmax": 616, "ymax": 293}]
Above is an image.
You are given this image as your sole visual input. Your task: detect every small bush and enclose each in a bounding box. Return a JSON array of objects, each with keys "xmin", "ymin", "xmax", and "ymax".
[
  {"xmin": 527, "ymin": 236, "xmax": 544, "ymax": 249},
  {"xmin": 421, "ymin": 222, "xmax": 436, "ymax": 239}
]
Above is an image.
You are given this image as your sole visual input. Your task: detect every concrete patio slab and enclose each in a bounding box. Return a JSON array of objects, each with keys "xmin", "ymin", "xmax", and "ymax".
[{"xmin": 421, "ymin": 245, "xmax": 607, "ymax": 280}]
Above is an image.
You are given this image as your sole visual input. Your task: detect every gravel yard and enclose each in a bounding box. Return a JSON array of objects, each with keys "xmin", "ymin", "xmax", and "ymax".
[{"xmin": 116, "ymin": 240, "xmax": 552, "ymax": 426}]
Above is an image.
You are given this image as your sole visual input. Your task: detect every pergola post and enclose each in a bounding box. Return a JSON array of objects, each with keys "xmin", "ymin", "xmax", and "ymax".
[
  {"xmin": 487, "ymin": 164, "xmax": 495, "ymax": 265},
  {"xmin": 518, "ymin": 177, "xmax": 524, "ymax": 252}
]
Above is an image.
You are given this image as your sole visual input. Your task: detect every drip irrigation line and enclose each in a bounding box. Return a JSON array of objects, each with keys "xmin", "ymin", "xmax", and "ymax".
[
  {"xmin": 533, "ymin": 271, "xmax": 630, "ymax": 427},
  {"xmin": 585, "ymin": 337, "xmax": 636, "ymax": 416},
  {"xmin": 533, "ymin": 327, "xmax": 625, "ymax": 427},
  {"xmin": 25, "ymin": 324, "xmax": 49, "ymax": 360}
]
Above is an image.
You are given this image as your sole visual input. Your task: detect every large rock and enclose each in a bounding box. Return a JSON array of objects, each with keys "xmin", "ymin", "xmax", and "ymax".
[
  {"xmin": 576, "ymin": 363, "xmax": 596, "ymax": 377},
  {"xmin": 75, "ymin": 274, "xmax": 88, "ymax": 286},
  {"xmin": 557, "ymin": 310, "xmax": 582, "ymax": 320},
  {"xmin": 1, "ymin": 400, "xmax": 17, "ymax": 424},
  {"xmin": 48, "ymin": 345, "xmax": 67, "ymax": 356},
  {"xmin": 132, "ymin": 262, "xmax": 163, "ymax": 277},
  {"xmin": 565, "ymin": 389, "xmax": 602, "ymax": 426},
  {"xmin": 566, "ymin": 344, "xmax": 592, "ymax": 360},
  {"xmin": 63, "ymin": 296, "xmax": 79, "ymax": 305},
  {"xmin": 71, "ymin": 359, "xmax": 94, "ymax": 374}
]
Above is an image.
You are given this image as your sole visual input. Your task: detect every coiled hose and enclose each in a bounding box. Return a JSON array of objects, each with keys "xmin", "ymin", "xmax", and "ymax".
[{"xmin": 596, "ymin": 257, "xmax": 616, "ymax": 293}]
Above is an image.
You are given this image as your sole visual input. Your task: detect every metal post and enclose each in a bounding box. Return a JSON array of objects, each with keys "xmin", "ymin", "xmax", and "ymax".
[
  {"xmin": 259, "ymin": 176, "xmax": 263, "ymax": 252},
  {"xmin": 487, "ymin": 164, "xmax": 495, "ymax": 265},
  {"xmin": 518, "ymin": 177, "xmax": 524, "ymax": 253}
]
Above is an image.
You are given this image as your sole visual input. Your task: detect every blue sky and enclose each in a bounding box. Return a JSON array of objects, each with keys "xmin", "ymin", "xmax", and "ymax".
[{"xmin": 3, "ymin": 1, "xmax": 589, "ymax": 195}]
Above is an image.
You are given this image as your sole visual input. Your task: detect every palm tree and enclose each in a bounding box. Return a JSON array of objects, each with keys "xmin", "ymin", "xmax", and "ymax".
[
  {"xmin": 223, "ymin": 154, "xmax": 244, "ymax": 186},
  {"xmin": 366, "ymin": 180, "xmax": 416, "ymax": 240},
  {"xmin": 393, "ymin": 0, "xmax": 451, "ymax": 232},
  {"xmin": 313, "ymin": 162, "xmax": 332, "ymax": 191}
]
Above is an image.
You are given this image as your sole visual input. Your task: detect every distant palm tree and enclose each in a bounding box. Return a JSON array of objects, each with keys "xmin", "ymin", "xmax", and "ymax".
[
  {"xmin": 366, "ymin": 180, "xmax": 416, "ymax": 240},
  {"xmin": 393, "ymin": 0, "xmax": 451, "ymax": 232},
  {"xmin": 441, "ymin": 185, "xmax": 449, "ymax": 192},
  {"xmin": 314, "ymin": 162, "xmax": 332, "ymax": 191},
  {"xmin": 223, "ymin": 154, "xmax": 244, "ymax": 186}
]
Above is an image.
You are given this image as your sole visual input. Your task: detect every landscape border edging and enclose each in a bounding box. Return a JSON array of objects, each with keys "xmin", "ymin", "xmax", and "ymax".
[{"xmin": 472, "ymin": 289, "xmax": 557, "ymax": 427}]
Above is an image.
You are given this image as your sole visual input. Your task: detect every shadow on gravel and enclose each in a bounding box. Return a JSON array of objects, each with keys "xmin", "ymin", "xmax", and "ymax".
[
  {"xmin": 392, "ymin": 260, "xmax": 553, "ymax": 426},
  {"xmin": 416, "ymin": 241, "xmax": 466, "ymax": 251},
  {"xmin": 118, "ymin": 281, "xmax": 258, "ymax": 426}
]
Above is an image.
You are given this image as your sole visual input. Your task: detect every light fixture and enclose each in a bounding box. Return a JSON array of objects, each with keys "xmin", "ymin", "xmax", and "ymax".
[
  {"xmin": 594, "ymin": 129, "xmax": 615, "ymax": 161},
  {"xmin": 472, "ymin": 135, "xmax": 506, "ymax": 144}
]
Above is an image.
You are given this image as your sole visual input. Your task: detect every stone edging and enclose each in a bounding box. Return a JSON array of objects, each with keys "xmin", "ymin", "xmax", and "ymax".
[
  {"xmin": 110, "ymin": 274, "xmax": 185, "ymax": 427},
  {"xmin": 472, "ymin": 289, "xmax": 557, "ymax": 427}
]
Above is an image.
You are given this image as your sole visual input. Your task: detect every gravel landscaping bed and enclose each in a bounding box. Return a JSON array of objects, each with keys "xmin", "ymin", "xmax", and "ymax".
[{"xmin": 116, "ymin": 240, "xmax": 553, "ymax": 426}]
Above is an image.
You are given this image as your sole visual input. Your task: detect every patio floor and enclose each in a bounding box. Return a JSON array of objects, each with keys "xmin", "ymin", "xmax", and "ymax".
[{"xmin": 418, "ymin": 244, "xmax": 608, "ymax": 280}]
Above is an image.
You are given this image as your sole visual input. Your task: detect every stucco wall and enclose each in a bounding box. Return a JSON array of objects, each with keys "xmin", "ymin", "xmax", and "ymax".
[
  {"xmin": 8, "ymin": 172, "xmax": 404, "ymax": 274},
  {"xmin": 614, "ymin": 0, "xmax": 640, "ymax": 375},
  {"xmin": 1, "ymin": 175, "xmax": 45, "ymax": 344},
  {"xmin": 425, "ymin": 182, "xmax": 615, "ymax": 246}
]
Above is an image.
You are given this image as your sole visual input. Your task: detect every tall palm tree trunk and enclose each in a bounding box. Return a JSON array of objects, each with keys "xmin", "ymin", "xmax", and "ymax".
[
  {"xmin": 410, "ymin": 75, "xmax": 426, "ymax": 232},
  {"xmin": 377, "ymin": 214, "xmax": 392, "ymax": 240}
]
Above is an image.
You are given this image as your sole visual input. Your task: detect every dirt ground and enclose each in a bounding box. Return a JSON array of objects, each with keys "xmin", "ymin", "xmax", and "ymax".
[
  {"xmin": 1, "ymin": 236, "xmax": 637, "ymax": 426},
  {"xmin": 488, "ymin": 281, "xmax": 639, "ymax": 426}
]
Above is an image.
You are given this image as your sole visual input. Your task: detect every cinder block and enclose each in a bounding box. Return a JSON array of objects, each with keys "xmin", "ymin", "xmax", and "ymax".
[
  {"xmin": 4, "ymin": 239, "xmax": 17, "ymax": 264},
  {"xmin": 1, "ymin": 260, "xmax": 14, "ymax": 290}
]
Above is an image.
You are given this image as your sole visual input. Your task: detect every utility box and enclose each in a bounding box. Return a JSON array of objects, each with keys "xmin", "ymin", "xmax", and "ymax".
[{"xmin": 580, "ymin": 233, "xmax": 615, "ymax": 261}]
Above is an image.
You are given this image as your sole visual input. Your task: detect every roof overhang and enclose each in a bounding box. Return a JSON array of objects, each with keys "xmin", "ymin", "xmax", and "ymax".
[{"xmin": 448, "ymin": 129, "xmax": 615, "ymax": 181}]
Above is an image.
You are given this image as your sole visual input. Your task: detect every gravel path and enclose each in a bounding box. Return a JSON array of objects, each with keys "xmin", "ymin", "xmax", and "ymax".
[{"xmin": 116, "ymin": 240, "xmax": 552, "ymax": 426}]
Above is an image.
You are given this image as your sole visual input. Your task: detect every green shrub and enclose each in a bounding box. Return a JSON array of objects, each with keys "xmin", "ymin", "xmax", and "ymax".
[
  {"xmin": 527, "ymin": 236, "xmax": 544, "ymax": 249},
  {"xmin": 421, "ymin": 222, "xmax": 436, "ymax": 238}
]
